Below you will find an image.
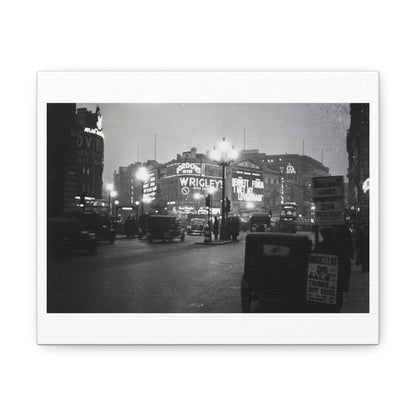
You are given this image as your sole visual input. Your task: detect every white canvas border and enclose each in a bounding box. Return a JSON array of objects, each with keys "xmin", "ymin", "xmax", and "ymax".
[{"xmin": 37, "ymin": 71, "xmax": 379, "ymax": 344}]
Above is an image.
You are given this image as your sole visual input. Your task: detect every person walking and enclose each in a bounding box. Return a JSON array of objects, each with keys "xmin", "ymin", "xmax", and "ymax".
[{"xmin": 213, "ymin": 216, "xmax": 219, "ymax": 240}]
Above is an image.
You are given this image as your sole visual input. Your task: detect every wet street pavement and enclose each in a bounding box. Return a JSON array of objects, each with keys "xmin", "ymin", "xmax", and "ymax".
[{"xmin": 47, "ymin": 232, "xmax": 369, "ymax": 313}]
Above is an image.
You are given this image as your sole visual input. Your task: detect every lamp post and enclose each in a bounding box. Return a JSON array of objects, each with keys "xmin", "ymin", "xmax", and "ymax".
[
  {"xmin": 209, "ymin": 137, "xmax": 238, "ymax": 240},
  {"xmin": 193, "ymin": 192, "xmax": 203, "ymax": 213},
  {"xmin": 136, "ymin": 166, "xmax": 149, "ymax": 217},
  {"xmin": 106, "ymin": 184, "xmax": 114, "ymax": 215},
  {"xmin": 207, "ymin": 186, "xmax": 217, "ymax": 242},
  {"xmin": 134, "ymin": 200, "xmax": 140, "ymax": 220},
  {"xmin": 114, "ymin": 199, "xmax": 119, "ymax": 234},
  {"xmin": 110, "ymin": 190, "xmax": 117, "ymax": 216}
]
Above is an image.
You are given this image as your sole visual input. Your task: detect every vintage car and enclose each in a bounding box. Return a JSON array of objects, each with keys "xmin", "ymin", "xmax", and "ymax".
[
  {"xmin": 124, "ymin": 216, "xmax": 139, "ymax": 238},
  {"xmin": 250, "ymin": 212, "xmax": 271, "ymax": 232},
  {"xmin": 241, "ymin": 232, "xmax": 312, "ymax": 312},
  {"xmin": 147, "ymin": 215, "xmax": 186, "ymax": 243},
  {"xmin": 275, "ymin": 217, "xmax": 297, "ymax": 233},
  {"xmin": 187, "ymin": 218, "xmax": 206, "ymax": 235},
  {"xmin": 48, "ymin": 218, "xmax": 98, "ymax": 255},
  {"xmin": 64, "ymin": 211, "xmax": 116, "ymax": 244}
]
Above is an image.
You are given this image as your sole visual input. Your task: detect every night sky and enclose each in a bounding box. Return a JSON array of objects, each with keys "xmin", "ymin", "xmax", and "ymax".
[{"xmin": 76, "ymin": 103, "xmax": 351, "ymax": 185}]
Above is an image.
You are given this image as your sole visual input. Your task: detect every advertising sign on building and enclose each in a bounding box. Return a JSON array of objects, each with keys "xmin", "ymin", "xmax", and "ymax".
[
  {"xmin": 231, "ymin": 169, "xmax": 264, "ymax": 203},
  {"xmin": 312, "ymin": 175, "xmax": 345, "ymax": 225},
  {"xmin": 143, "ymin": 171, "xmax": 157, "ymax": 201},
  {"xmin": 307, "ymin": 254, "xmax": 339, "ymax": 305}
]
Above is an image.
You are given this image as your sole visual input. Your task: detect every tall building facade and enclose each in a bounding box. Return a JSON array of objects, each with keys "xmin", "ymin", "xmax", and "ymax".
[
  {"xmin": 47, "ymin": 104, "xmax": 104, "ymax": 217},
  {"xmin": 238, "ymin": 150, "xmax": 330, "ymax": 218},
  {"xmin": 346, "ymin": 103, "xmax": 370, "ymax": 224}
]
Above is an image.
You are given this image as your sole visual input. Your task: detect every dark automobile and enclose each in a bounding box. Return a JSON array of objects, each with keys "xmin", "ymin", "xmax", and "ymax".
[
  {"xmin": 250, "ymin": 212, "xmax": 271, "ymax": 232},
  {"xmin": 187, "ymin": 218, "xmax": 206, "ymax": 235},
  {"xmin": 239, "ymin": 215, "xmax": 251, "ymax": 231},
  {"xmin": 147, "ymin": 215, "xmax": 186, "ymax": 243},
  {"xmin": 241, "ymin": 232, "xmax": 312, "ymax": 312},
  {"xmin": 276, "ymin": 218, "xmax": 297, "ymax": 233},
  {"xmin": 124, "ymin": 216, "xmax": 139, "ymax": 238},
  {"xmin": 48, "ymin": 218, "xmax": 98, "ymax": 255},
  {"xmin": 65, "ymin": 211, "xmax": 116, "ymax": 244}
]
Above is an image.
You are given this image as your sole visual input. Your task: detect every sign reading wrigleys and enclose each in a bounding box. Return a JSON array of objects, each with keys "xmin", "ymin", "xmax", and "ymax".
[{"xmin": 166, "ymin": 162, "xmax": 223, "ymax": 196}]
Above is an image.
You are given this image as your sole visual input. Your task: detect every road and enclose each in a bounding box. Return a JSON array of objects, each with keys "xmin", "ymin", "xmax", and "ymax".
[{"xmin": 47, "ymin": 232, "xmax": 369, "ymax": 313}]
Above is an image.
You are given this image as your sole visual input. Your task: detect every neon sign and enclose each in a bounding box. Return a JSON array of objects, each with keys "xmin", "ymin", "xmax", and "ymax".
[
  {"xmin": 176, "ymin": 162, "xmax": 201, "ymax": 175},
  {"xmin": 232, "ymin": 169, "xmax": 264, "ymax": 203},
  {"xmin": 286, "ymin": 163, "xmax": 296, "ymax": 174},
  {"xmin": 179, "ymin": 177, "xmax": 222, "ymax": 189},
  {"xmin": 143, "ymin": 172, "xmax": 157, "ymax": 201}
]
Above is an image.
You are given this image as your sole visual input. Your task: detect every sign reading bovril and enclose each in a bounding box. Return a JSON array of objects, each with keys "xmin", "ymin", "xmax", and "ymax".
[
  {"xmin": 312, "ymin": 175, "xmax": 345, "ymax": 225},
  {"xmin": 307, "ymin": 254, "xmax": 338, "ymax": 304}
]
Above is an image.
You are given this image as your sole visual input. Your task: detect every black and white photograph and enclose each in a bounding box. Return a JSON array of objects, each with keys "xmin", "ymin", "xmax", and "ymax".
[
  {"xmin": 37, "ymin": 71, "xmax": 378, "ymax": 344},
  {"xmin": 46, "ymin": 102, "xmax": 370, "ymax": 314},
  {"xmin": 5, "ymin": 1, "xmax": 415, "ymax": 414}
]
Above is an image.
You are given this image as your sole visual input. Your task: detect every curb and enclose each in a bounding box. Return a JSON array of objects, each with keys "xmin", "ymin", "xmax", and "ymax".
[{"xmin": 195, "ymin": 240, "xmax": 234, "ymax": 246}]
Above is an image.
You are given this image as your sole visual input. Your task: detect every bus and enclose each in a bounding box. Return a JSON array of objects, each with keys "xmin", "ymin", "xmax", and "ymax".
[{"xmin": 278, "ymin": 203, "xmax": 298, "ymax": 233}]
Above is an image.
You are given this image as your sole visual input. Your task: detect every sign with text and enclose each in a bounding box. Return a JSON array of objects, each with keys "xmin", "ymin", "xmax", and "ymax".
[
  {"xmin": 312, "ymin": 176, "xmax": 345, "ymax": 225},
  {"xmin": 143, "ymin": 171, "xmax": 157, "ymax": 201},
  {"xmin": 231, "ymin": 169, "xmax": 264, "ymax": 203},
  {"xmin": 307, "ymin": 254, "xmax": 339, "ymax": 305}
]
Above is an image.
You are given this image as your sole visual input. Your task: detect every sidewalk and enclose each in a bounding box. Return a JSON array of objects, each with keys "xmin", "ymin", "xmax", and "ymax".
[{"xmin": 341, "ymin": 260, "xmax": 370, "ymax": 313}]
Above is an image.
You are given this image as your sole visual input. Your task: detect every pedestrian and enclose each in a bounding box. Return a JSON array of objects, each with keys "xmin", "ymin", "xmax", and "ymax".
[
  {"xmin": 213, "ymin": 216, "xmax": 219, "ymax": 240},
  {"xmin": 314, "ymin": 224, "xmax": 353, "ymax": 312}
]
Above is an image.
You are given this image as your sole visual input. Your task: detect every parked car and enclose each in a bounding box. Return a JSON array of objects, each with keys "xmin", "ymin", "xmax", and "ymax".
[
  {"xmin": 241, "ymin": 232, "xmax": 312, "ymax": 312},
  {"xmin": 48, "ymin": 218, "xmax": 98, "ymax": 255},
  {"xmin": 147, "ymin": 215, "xmax": 186, "ymax": 243}
]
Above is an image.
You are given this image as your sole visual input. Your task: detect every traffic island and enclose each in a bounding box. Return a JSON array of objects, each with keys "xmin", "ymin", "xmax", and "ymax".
[{"xmin": 195, "ymin": 240, "xmax": 233, "ymax": 245}]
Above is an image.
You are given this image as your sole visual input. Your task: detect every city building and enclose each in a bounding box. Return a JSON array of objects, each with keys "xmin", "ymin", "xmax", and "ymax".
[
  {"xmin": 238, "ymin": 150, "xmax": 329, "ymax": 218},
  {"xmin": 47, "ymin": 104, "xmax": 105, "ymax": 217},
  {"xmin": 114, "ymin": 146, "xmax": 329, "ymax": 221},
  {"xmin": 346, "ymin": 103, "xmax": 370, "ymax": 225}
]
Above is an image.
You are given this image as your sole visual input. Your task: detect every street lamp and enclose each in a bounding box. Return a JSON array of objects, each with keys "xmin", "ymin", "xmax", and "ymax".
[
  {"xmin": 110, "ymin": 190, "xmax": 117, "ymax": 216},
  {"xmin": 136, "ymin": 166, "xmax": 149, "ymax": 217},
  {"xmin": 209, "ymin": 137, "xmax": 239, "ymax": 240},
  {"xmin": 134, "ymin": 200, "xmax": 140, "ymax": 220},
  {"xmin": 114, "ymin": 199, "xmax": 120, "ymax": 234},
  {"xmin": 106, "ymin": 183, "xmax": 114, "ymax": 214}
]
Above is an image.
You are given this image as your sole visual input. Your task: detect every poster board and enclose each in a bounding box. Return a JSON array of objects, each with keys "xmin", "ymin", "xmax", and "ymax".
[
  {"xmin": 312, "ymin": 175, "xmax": 345, "ymax": 225},
  {"xmin": 307, "ymin": 253, "xmax": 339, "ymax": 305}
]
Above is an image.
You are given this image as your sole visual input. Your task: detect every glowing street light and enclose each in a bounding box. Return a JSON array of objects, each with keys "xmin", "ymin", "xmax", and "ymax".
[
  {"xmin": 136, "ymin": 166, "xmax": 149, "ymax": 217},
  {"xmin": 106, "ymin": 183, "xmax": 114, "ymax": 214},
  {"xmin": 209, "ymin": 137, "xmax": 239, "ymax": 240},
  {"xmin": 136, "ymin": 166, "xmax": 149, "ymax": 182}
]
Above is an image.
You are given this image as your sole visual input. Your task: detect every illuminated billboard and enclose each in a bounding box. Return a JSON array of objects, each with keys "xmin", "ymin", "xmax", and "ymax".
[
  {"xmin": 231, "ymin": 169, "xmax": 264, "ymax": 203},
  {"xmin": 143, "ymin": 171, "xmax": 157, "ymax": 201}
]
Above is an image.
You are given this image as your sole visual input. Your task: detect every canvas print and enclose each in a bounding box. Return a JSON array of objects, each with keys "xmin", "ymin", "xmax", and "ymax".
[{"xmin": 46, "ymin": 102, "xmax": 370, "ymax": 314}]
